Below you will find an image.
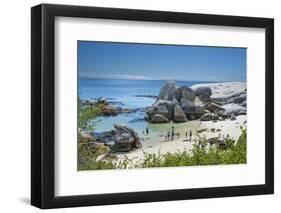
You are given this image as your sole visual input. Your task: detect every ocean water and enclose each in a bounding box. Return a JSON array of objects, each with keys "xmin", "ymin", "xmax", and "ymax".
[{"xmin": 79, "ymin": 79, "xmax": 211, "ymax": 143}]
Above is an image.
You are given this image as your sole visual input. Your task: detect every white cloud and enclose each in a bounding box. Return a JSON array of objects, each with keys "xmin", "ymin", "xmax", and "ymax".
[{"xmin": 84, "ymin": 73, "xmax": 151, "ymax": 80}]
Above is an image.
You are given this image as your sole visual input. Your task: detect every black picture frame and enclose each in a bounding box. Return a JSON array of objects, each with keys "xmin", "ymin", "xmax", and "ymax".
[{"xmin": 31, "ymin": 3, "xmax": 274, "ymax": 209}]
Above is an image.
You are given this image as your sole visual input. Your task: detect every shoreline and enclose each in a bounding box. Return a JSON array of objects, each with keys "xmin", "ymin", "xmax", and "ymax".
[
  {"xmin": 115, "ymin": 115, "xmax": 246, "ymax": 163},
  {"xmin": 79, "ymin": 81, "xmax": 247, "ymax": 166}
]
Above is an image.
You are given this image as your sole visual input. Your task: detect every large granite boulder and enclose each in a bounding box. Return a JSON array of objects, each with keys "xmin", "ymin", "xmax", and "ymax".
[
  {"xmin": 113, "ymin": 124, "xmax": 142, "ymax": 149},
  {"xmin": 232, "ymin": 93, "xmax": 246, "ymax": 104},
  {"xmin": 200, "ymin": 112, "xmax": 220, "ymax": 121},
  {"xmin": 180, "ymin": 97, "xmax": 194, "ymax": 111},
  {"xmin": 200, "ymin": 112, "xmax": 213, "ymax": 121},
  {"xmin": 151, "ymin": 114, "xmax": 170, "ymax": 123},
  {"xmin": 193, "ymin": 86, "xmax": 212, "ymax": 102},
  {"xmin": 173, "ymin": 104, "xmax": 187, "ymax": 123},
  {"xmin": 102, "ymin": 105, "xmax": 120, "ymax": 116},
  {"xmin": 147, "ymin": 99, "xmax": 175, "ymax": 120},
  {"xmin": 158, "ymin": 81, "xmax": 180, "ymax": 101},
  {"xmin": 180, "ymin": 86, "xmax": 196, "ymax": 101},
  {"xmin": 205, "ymin": 102, "xmax": 225, "ymax": 114},
  {"xmin": 180, "ymin": 97, "xmax": 205, "ymax": 118},
  {"xmin": 222, "ymin": 103, "xmax": 246, "ymax": 116},
  {"xmin": 113, "ymin": 132, "xmax": 134, "ymax": 144}
]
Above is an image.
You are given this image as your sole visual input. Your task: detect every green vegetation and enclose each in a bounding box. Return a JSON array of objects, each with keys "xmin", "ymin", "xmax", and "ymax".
[
  {"xmin": 78, "ymin": 99, "xmax": 106, "ymax": 131},
  {"xmin": 78, "ymin": 99, "xmax": 110, "ymax": 169},
  {"xmin": 78, "ymin": 127, "xmax": 247, "ymax": 170},
  {"xmin": 138, "ymin": 127, "xmax": 246, "ymax": 168}
]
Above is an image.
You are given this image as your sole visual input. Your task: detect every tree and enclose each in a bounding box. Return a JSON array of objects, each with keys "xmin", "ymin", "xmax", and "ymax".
[{"xmin": 78, "ymin": 100, "xmax": 105, "ymax": 132}]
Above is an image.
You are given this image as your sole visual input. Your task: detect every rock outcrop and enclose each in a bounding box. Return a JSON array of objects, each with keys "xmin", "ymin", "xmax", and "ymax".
[
  {"xmin": 147, "ymin": 99, "xmax": 175, "ymax": 121},
  {"xmin": 147, "ymin": 81, "xmax": 212, "ymax": 123},
  {"xmin": 193, "ymin": 87, "xmax": 212, "ymax": 103},
  {"xmin": 147, "ymin": 81, "xmax": 246, "ymax": 123},
  {"xmin": 151, "ymin": 114, "xmax": 170, "ymax": 123},
  {"xmin": 180, "ymin": 96, "xmax": 205, "ymax": 118},
  {"xmin": 173, "ymin": 104, "xmax": 187, "ymax": 122},
  {"xmin": 158, "ymin": 81, "xmax": 180, "ymax": 101},
  {"xmin": 92, "ymin": 125, "xmax": 142, "ymax": 152},
  {"xmin": 110, "ymin": 124, "xmax": 142, "ymax": 152},
  {"xmin": 113, "ymin": 124, "xmax": 142, "ymax": 148}
]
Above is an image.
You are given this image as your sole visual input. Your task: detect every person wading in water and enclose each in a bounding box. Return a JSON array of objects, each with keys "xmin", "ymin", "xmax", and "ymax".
[{"xmin": 146, "ymin": 127, "xmax": 149, "ymax": 135}]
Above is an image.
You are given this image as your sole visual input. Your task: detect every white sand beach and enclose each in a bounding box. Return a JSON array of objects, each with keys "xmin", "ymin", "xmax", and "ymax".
[
  {"xmin": 116, "ymin": 115, "xmax": 246, "ymax": 163},
  {"xmin": 114, "ymin": 81, "xmax": 247, "ymax": 164}
]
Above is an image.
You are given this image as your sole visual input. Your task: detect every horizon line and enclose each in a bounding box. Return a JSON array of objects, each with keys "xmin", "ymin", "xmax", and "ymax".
[{"xmin": 79, "ymin": 76, "xmax": 246, "ymax": 82}]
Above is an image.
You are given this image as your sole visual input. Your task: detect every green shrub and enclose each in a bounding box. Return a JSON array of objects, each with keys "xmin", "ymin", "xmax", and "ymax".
[{"xmin": 79, "ymin": 127, "xmax": 247, "ymax": 170}]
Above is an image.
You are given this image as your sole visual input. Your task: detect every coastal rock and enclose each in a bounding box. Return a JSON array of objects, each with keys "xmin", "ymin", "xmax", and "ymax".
[
  {"xmin": 174, "ymin": 88, "xmax": 182, "ymax": 102},
  {"xmin": 173, "ymin": 104, "xmax": 187, "ymax": 123},
  {"xmin": 102, "ymin": 105, "xmax": 120, "ymax": 116},
  {"xmin": 92, "ymin": 131, "xmax": 114, "ymax": 143},
  {"xmin": 97, "ymin": 97, "xmax": 107, "ymax": 104},
  {"xmin": 80, "ymin": 131, "xmax": 97, "ymax": 143},
  {"xmin": 208, "ymin": 137, "xmax": 219, "ymax": 145},
  {"xmin": 158, "ymin": 81, "xmax": 179, "ymax": 101},
  {"xmin": 112, "ymin": 124, "xmax": 142, "ymax": 151},
  {"xmin": 147, "ymin": 99, "xmax": 175, "ymax": 120},
  {"xmin": 213, "ymin": 113, "xmax": 219, "ymax": 121},
  {"xmin": 196, "ymin": 128, "xmax": 208, "ymax": 134},
  {"xmin": 222, "ymin": 103, "xmax": 246, "ymax": 115},
  {"xmin": 203, "ymin": 109, "xmax": 211, "ymax": 114},
  {"xmin": 147, "ymin": 81, "xmax": 246, "ymax": 123},
  {"xmin": 180, "ymin": 97, "xmax": 205, "ymax": 118},
  {"xmin": 205, "ymin": 102, "xmax": 225, "ymax": 114},
  {"xmin": 200, "ymin": 112, "xmax": 219, "ymax": 121},
  {"xmin": 180, "ymin": 97, "xmax": 194, "ymax": 108},
  {"xmin": 208, "ymin": 136, "xmax": 225, "ymax": 146},
  {"xmin": 233, "ymin": 93, "xmax": 246, "ymax": 104},
  {"xmin": 200, "ymin": 112, "xmax": 213, "ymax": 121},
  {"xmin": 150, "ymin": 114, "xmax": 170, "ymax": 123},
  {"xmin": 230, "ymin": 114, "xmax": 236, "ymax": 120},
  {"xmin": 192, "ymin": 82, "xmax": 246, "ymax": 101},
  {"xmin": 80, "ymin": 99, "xmax": 96, "ymax": 107},
  {"xmin": 193, "ymin": 86, "xmax": 212, "ymax": 102},
  {"xmin": 237, "ymin": 110, "xmax": 247, "ymax": 115},
  {"xmin": 180, "ymin": 86, "xmax": 196, "ymax": 101},
  {"xmin": 114, "ymin": 132, "xmax": 134, "ymax": 144}
]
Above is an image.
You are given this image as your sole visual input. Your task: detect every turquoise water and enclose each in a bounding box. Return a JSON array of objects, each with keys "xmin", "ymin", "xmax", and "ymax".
[{"xmin": 79, "ymin": 79, "xmax": 211, "ymax": 137}]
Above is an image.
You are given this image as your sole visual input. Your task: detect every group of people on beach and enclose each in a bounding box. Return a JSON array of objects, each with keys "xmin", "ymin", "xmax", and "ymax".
[
  {"xmin": 164, "ymin": 126, "xmax": 193, "ymax": 142},
  {"xmin": 143, "ymin": 126, "xmax": 193, "ymax": 142}
]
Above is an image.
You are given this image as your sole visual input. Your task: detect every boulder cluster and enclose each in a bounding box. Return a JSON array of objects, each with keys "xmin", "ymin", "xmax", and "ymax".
[
  {"xmin": 92, "ymin": 124, "xmax": 142, "ymax": 152},
  {"xmin": 147, "ymin": 81, "xmax": 246, "ymax": 123}
]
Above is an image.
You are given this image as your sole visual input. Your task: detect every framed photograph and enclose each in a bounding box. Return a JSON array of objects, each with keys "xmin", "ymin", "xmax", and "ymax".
[{"xmin": 31, "ymin": 4, "xmax": 274, "ymax": 209}]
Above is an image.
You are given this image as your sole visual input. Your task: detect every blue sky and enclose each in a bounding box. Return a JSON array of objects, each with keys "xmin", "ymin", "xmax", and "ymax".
[{"xmin": 78, "ymin": 41, "xmax": 246, "ymax": 82}]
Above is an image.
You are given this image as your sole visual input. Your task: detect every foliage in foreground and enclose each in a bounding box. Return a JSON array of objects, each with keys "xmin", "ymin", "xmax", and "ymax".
[
  {"xmin": 78, "ymin": 98, "xmax": 105, "ymax": 131},
  {"xmin": 78, "ymin": 128, "xmax": 247, "ymax": 170}
]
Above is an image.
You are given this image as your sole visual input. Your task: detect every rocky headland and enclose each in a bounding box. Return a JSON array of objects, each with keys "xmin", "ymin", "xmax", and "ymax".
[{"xmin": 147, "ymin": 81, "xmax": 246, "ymax": 123}]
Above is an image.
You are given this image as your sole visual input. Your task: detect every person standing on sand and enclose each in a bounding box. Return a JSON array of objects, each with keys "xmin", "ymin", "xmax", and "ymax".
[
  {"xmin": 146, "ymin": 127, "xmax": 149, "ymax": 135},
  {"xmin": 189, "ymin": 130, "xmax": 192, "ymax": 142},
  {"xmin": 171, "ymin": 126, "xmax": 175, "ymax": 141},
  {"xmin": 167, "ymin": 131, "xmax": 170, "ymax": 141},
  {"xmin": 185, "ymin": 131, "xmax": 188, "ymax": 139}
]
